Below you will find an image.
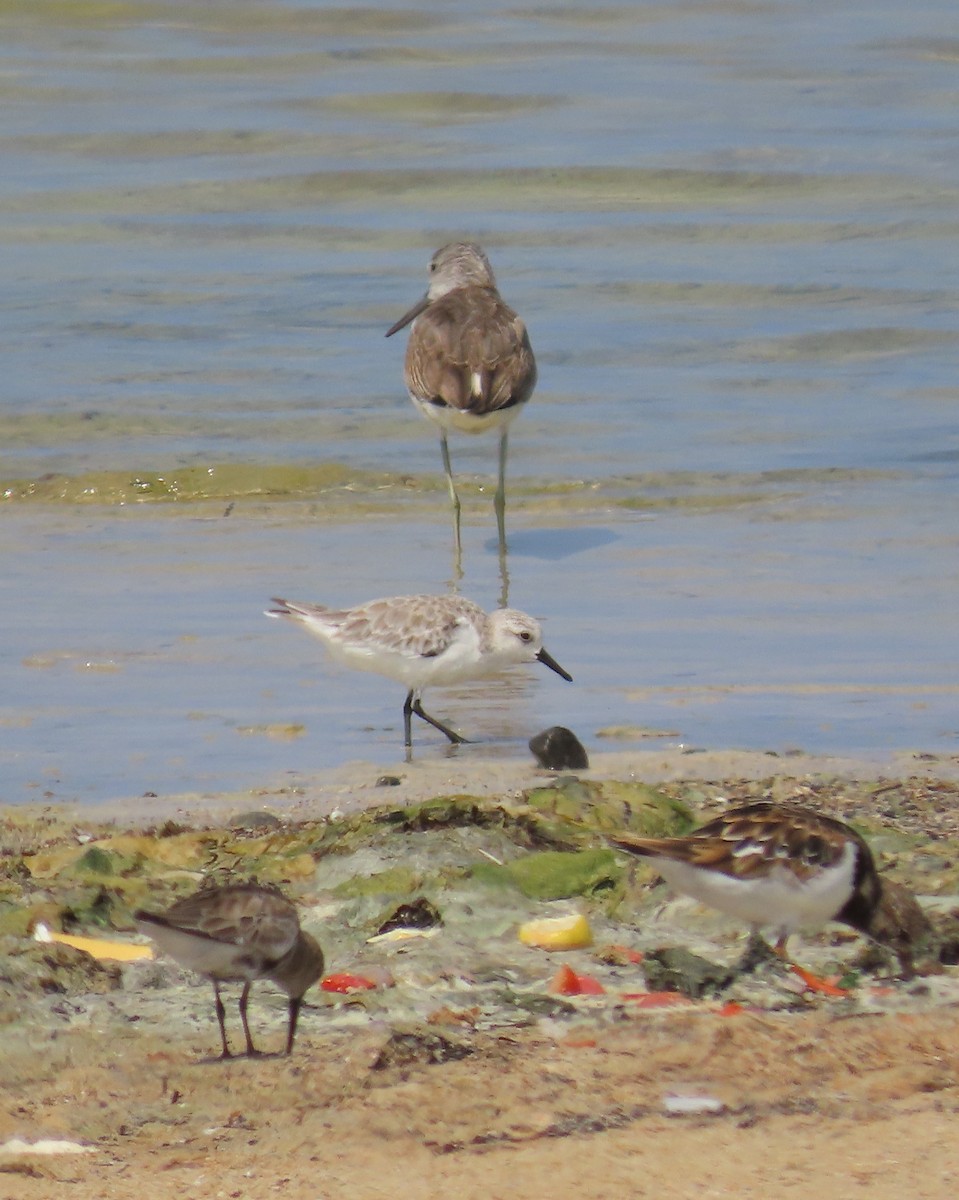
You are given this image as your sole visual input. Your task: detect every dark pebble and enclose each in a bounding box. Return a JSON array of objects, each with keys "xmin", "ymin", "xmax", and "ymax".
[
  {"xmin": 529, "ymin": 726, "xmax": 589, "ymax": 770},
  {"xmin": 376, "ymin": 897, "xmax": 443, "ymax": 935}
]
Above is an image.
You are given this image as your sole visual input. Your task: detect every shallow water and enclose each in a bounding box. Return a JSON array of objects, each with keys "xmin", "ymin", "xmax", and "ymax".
[{"xmin": 2, "ymin": 0, "xmax": 958, "ymax": 804}]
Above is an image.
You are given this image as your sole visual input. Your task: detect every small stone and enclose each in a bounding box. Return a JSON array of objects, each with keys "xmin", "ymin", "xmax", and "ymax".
[
  {"xmin": 376, "ymin": 775, "xmax": 402, "ymax": 787},
  {"xmin": 529, "ymin": 726, "xmax": 589, "ymax": 771},
  {"xmin": 228, "ymin": 810, "xmax": 282, "ymax": 831},
  {"xmin": 642, "ymin": 947, "xmax": 734, "ymax": 999},
  {"xmin": 376, "ymin": 898, "xmax": 442, "ymax": 936}
]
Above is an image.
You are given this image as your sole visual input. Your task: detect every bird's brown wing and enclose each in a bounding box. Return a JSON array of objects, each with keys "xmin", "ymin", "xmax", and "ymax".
[{"xmin": 405, "ymin": 289, "xmax": 536, "ymax": 416}]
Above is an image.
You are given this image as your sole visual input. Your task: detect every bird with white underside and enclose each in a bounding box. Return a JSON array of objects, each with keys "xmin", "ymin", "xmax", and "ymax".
[
  {"xmin": 609, "ymin": 801, "xmax": 929, "ymax": 974},
  {"xmin": 266, "ymin": 593, "xmax": 571, "ymax": 750}
]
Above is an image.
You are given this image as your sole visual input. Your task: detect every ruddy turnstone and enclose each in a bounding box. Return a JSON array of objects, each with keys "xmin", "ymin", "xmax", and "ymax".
[
  {"xmin": 385, "ymin": 242, "xmax": 536, "ymax": 562},
  {"xmin": 135, "ymin": 882, "xmax": 324, "ymax": 1057},
  {"xmin": 266, "ymin": 593, "xmax": 571, "ymax": 750},
  {"xmin": 610, "ymin": 801, "xmax": 928, "ymax": 970}
]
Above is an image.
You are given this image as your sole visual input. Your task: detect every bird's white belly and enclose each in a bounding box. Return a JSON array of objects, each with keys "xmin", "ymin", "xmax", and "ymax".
[
  {"xmin": 410, "ymin": 394, "xmax": 522, "ymax": 435},
  {"xmin": 656, "ymin": 844, "xmax": 857, "ymax": 934},
  {"xmin": 325, "ymin": 623, "xmax": 488, "ymax": 690},
  {"xmin": 143, "ymin": 923, "xmax": 261, "ymax": 980}
]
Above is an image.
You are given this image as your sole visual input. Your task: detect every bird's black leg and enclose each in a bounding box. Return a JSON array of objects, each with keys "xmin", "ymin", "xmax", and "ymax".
[
  {"xmin": 238, "ymin": 981, "xmax": 260, "ymax": 1057},
  {"xmin": 285, "ymin": 996, "xmax": 302, "ymax": 1056},
  {"xmin": 403, "ymin": 691, "xmax": 415, "ymax": 748},
  {"xmin": 213, "ymin": 981, "xmax": 232, "ymax": 1059},
  {"xmin": 411, "ymin": 696, "xmax": 469, "ymax": 745}
]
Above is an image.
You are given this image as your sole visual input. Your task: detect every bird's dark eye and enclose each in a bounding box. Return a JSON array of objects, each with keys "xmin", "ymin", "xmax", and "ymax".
[
  {"xmin": 429, "ymin": 261, "xmax": 438, "ymax": 272},
  {"xmin": 519, "ymin": 630, "xmax": 532, "ymax": 642}
]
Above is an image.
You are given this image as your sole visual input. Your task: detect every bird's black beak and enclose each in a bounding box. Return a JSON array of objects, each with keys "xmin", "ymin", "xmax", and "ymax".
[
  {"xmin": 536, "ymin": 647, "xmax": 573, "ymax": 682},
  {"xmin": 386, "ymin": 293, "xmax": 430, "ymax": 337}
]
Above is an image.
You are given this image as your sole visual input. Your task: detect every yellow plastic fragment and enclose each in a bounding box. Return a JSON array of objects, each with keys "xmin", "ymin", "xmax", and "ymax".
[
  {"xmin": 517, "ymin": 913, "xmax": 593, "ymax": 950},
  {"xmin": 33, "ymin": 925, "xmax": 154, "ymax": 962}
]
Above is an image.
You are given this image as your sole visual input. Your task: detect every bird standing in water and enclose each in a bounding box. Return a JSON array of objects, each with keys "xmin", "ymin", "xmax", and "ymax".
[
  {"xmin": 386, "ymin": 242, "xmax": 536, "ymax": 579},
  {"xmin": 267, "ymin": 593, "xmax": 571, "ymax": 753}
]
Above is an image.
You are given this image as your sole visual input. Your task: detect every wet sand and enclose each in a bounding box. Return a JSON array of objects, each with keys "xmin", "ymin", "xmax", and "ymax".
[{"xmin": 4, "ymin": 751, "xmax": 959, "ymax": 1198}]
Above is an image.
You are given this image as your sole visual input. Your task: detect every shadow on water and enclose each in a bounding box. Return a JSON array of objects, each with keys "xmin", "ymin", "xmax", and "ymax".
[{"xmin": 497, "ymin": 527, "xmax": 620, "ymax": 561}]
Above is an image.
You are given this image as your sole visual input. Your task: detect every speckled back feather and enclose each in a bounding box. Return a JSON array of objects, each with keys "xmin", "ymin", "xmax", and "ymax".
[
  {"xmin": 610, "ymin": 801, "xmax": 872, "ymax": 884},
  {"xmin": 405, "ymin": 287, "xmax": 536, "ymax": 417}
]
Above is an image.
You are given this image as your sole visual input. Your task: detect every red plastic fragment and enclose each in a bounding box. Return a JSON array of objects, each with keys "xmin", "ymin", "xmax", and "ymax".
[
  {"xmin": 788, "ymin": 964, "xmax": 849, "ymax": 997},
  {"xmin": 607, "ymin": 944, "xmax": 644, "ymax": 964},
  {"xmin": 320, "ymin": 972, "xmax": 378, "ymax": 993},
  {"xmin": 620, "ymin": 991, "xmax": 692, "ymax": 1008},
  {"xmin": 549, "ymin": 964, "xmax": 606, "ymax": 996}
]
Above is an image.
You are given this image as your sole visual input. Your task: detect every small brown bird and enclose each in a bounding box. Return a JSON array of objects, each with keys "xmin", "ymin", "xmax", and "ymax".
[
  {"xmin": 610, "ymin": 801, "xmax": 929, "ymax": 971},
  {"xmin": 386, "ymin": 242, "xmax": 536, "ymax": 563},
  {"xmin": 135, "ymin": 882, "xmax": 324, "ymax": 1058}
]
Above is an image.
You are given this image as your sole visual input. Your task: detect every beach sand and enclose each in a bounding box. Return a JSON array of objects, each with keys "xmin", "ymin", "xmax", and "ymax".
[{"xmin": 3, "ymin": 749, "xmax": 959, "ymax": 1199}]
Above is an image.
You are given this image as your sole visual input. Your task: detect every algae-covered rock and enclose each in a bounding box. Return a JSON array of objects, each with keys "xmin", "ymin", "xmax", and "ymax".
[
  {"xmin": 0, "ymin": 937, "xmax": 122, "ymax": 1005},
  {"xmin": 641, "ymin": 947, "xmax": 735, "ymax": 999},
  {"xmin": 74, "ymin": 846, "xmax": 117, "ymax": 876},
  {"xmin": 472, "ymin": 848, "xmax": 620, "ymax": 901},
  {"xmin": 332, "ymin": 865, "xmax": 425, "ymax": 901},
  {"xmin": 371, "ymin": 1025, "xmax": 474, "ymax": 1071},
  {"xmin": 375, "ymin": 795, "xmax": 491, "ymax": 833}
]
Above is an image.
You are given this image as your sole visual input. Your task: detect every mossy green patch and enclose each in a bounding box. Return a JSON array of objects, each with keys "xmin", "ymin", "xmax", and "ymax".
[
  {"xmin": 473, "ymin": 848, "xmax": 620, "ymax": 901},
  {"xmin": 332, "ymin": 865, "xmax": 424, "ymax": 900},
  {"xmin": 74, "ymin": 845, "xmax": 117, "ymax": 876},
  {"xmin": 0, "ymin": 462, "xmax": 396, "ymax": 506}
]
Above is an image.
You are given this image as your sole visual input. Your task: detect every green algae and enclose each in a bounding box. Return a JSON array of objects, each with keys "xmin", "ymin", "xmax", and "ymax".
[
  {"xmin": 10, "ymin": 165, "xmax": 953, "ymax": 221},
  {"xmin": 472, "ymin": 847, "xmax": 620, "ymax": 901},
  {"xmin": 74, "ymin": 846, "xmax": 117, "ymax": 876},
  {"xmin": 5, "ymin": 779, "xmax": 958, "ymax": 957},
  {"xmin": 0, "ymin": 461, "xmax": 900, "ymax": 519},
  {"xmin": 0, "ymin": 462, "xmax": 394, "ymax": 505},
  {"xmin": 332, "ymin": 865, "xmax": 425, "ymax": 900}
]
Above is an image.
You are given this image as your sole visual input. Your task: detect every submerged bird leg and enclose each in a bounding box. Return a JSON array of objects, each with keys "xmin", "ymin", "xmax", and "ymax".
[
  {"xmin": 212, "ymin": 981, "xmax": 232, "ymax": 1059},
  {"xmin": 238, "ymin": 981, "xmax": 259, "ymax": 1057},
  {"xmin": 439, "ymin": 432, "xmax": 463, "ymax": 569},
  {"xmin": 285, "ymin": 996, "xmax": 302, "ymax": 1056},
  {"xmin": 496, "ymin": 428, "xmax": 510, "ymax": 605},
  {"xmin": 403, "ymin": 691, "xmax": 415, "ymax": 748},
  {"xmin": 498, "ymin": 546, "xmax": 511, "ymax": 610},
  {"xmin": 495, "ymin": 428, "xmax": 509, "ymax": 553},
  {"xmin": 411, "ymin": 695, "xmax": 469, "ymax": 745}
]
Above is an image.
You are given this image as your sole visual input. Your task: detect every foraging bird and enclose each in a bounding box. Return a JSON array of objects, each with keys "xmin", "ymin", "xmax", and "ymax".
[
  {"xmin": 266, "ymin": 593, "xmax": 571, "ymax": 750},
  {"xmin": 386, "ymin": 242, "xmax": 536, "ymax": 565},
  {"xmin": 610, "ymin": 801, "xmax": 928, "ymax": 970},
  {"xmin": 135, "ymin": 882, "xmax": 324, "ymax": 1058}
]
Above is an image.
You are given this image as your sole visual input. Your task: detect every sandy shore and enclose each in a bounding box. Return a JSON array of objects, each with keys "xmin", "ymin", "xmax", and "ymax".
[
  {"xmin": 78, "ymin": 744, "xmax": 959, "ymax": 823},
  {"xmin": 3, "ymin": 750, "xmax": 959, "ymax": 1199}
]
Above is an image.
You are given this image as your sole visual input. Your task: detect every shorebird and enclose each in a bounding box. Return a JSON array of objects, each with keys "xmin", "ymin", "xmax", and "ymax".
[
  {"xmin": 266, "ymin": 593, "xmax": 571, "ymax": 750},
  {"xmin": 135, "ymin": 882, "xmax": 324, "ymax": 1058},
  {"xmin": 609, "ymin": 801, "xmax": 928, "ymax": 971},
  {"xmin": 385, "ymin": 242, "xmax": 536, "ymax": 565}
]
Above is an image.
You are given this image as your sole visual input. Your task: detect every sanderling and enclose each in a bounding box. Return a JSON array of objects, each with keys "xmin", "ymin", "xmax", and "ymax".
[
  {"xmin": 385, "ymin": 243, "xmax": 536, "ymax": 562},
  {"xmin": 609, "ymin": 801, "xmax": 929, "ymax": 972},
  {"xmin": 135, "ymin": 882, "xmax": 324, "ymax": 1058},
  {"xmin": 266, "ymin": 593, "xmax": 571, "ymax": 749}
]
